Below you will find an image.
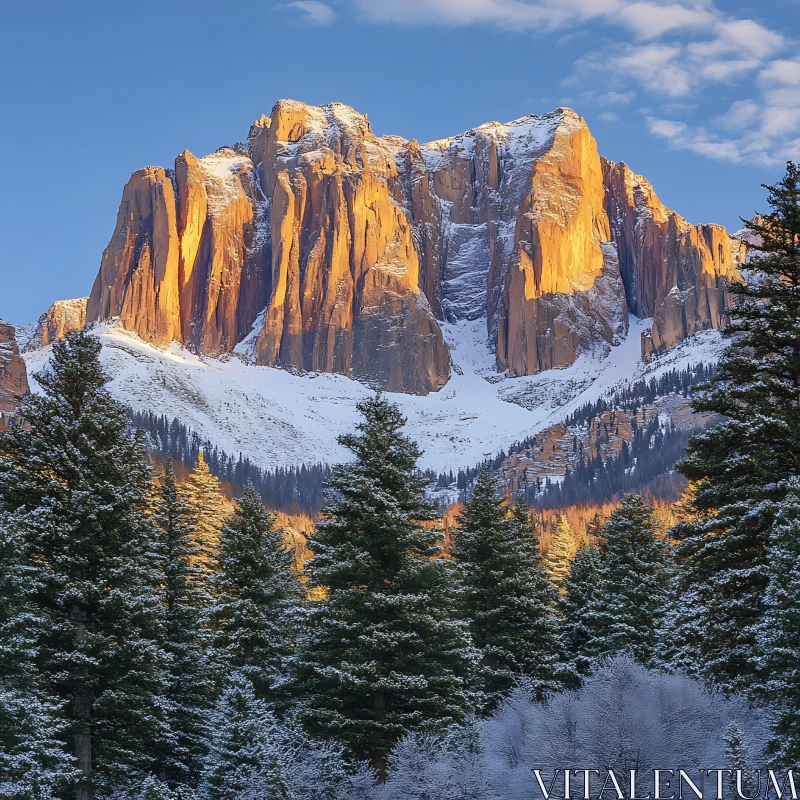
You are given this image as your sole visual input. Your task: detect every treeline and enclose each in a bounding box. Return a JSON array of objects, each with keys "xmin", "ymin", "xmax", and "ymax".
[
  {"xmin": 564, "ymin": 362, "xmax": 715, "ymax": 428},
  {"xmin": 530, "ymin": 418, "xmax": 691, "ymax": 509},
  {"xmin": 439, "ymin": 363, "xmax": 715, "ymax": 503},
  {"xmin": 129, "ymin": 409, "xmax": 332, "ymax": 513}
]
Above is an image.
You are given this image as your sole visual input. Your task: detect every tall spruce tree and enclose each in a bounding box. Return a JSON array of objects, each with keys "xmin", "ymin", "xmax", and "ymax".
[
  {"xmin": 582, "ymin": 495, "xmax": 667, "ymax": 665},
  {"xmin": 672, "ymin": 163, "xmax": 800, "ymax": 692},
  {"xmin": 543, "ymin": 515, "xmax": 574, "ymax": 591},
  {"xmin": 209, "ymin": 485, "xmax": 302, "ymax": 702},
  {"xmin": 151, "ymin": 460, "xmax": 213, "ymax": 790},
  {"xmin": 0, "ymin": 330, "xmax": 167, "ymax": 799},
  {"xmin": 560, "ymin": 538, "xmax": 603, "ymax": 680},
  {"xmin": 294, "ymin": 395, "xmax": 475, "ymax": 773},
  {"xmin": 0, "ymin": 516, "xmax": 78, "ymax": 799},
  {"xmin": 756, "ymin": 479, "xmax": 800, "ymax": 765},
  {"xmin": 452, "ymin": 467, "xmax": 563, "ymax": 704},
  {"xmin": 180, "ymin": 451, "xmax": 231, "ymax": 569}
]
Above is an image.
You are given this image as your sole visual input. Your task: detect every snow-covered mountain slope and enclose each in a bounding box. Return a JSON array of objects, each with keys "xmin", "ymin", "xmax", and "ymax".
[{"xmin": 23, "ymin": 318, "xmax": 725, "ymax": 474}]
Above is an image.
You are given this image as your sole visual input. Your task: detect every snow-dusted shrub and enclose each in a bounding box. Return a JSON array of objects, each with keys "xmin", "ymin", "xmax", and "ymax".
[
  {"xmin": 380, "ymin": 719, "xmax": 492, "ymax": 800},
  {"xmin": 483, "ymin": 656, "xmax": 767, "ymax": 800},
  {"xmin": 379, "ymin": 657, "xmax": 767, "ymax": 800}
]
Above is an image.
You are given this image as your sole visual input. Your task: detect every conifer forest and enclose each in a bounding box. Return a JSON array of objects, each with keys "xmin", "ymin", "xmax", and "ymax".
[{"xmin": 1, "ymin": 164, "xmax": 799, "ymax": 800}]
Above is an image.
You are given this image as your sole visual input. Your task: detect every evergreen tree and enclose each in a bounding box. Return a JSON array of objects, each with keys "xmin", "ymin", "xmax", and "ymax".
[
  {"xmin": 198, "ymin": 672, "xmax": 284, "ymax": 800},
  {"xmin": 756, "ymin": 479, "xmax": 800, "ymax": 765},
  {"xmin": 560, "ymin": 538, "xmax": 603, "ymax": 680},
  {"xmin": 180, "ymin": 451, "xmax": 231, "ymax": 569},
  {"xmin": 583, "ymin": 495, "xmax": 667, "ymax": 665},
  {"xmin": 210, "ymin": 485, "xmax": 302, "ymax": 702},
  {"xmin": 543, "ymin": 515, "xmax": 574, "ymax": 591},
  {"xmin": 151, "ymin": 460, "xmax": 213, "ymax": 790},
  {"xmin": 452, "ymin": 467, "xmax": 563, "ymax": 704},
  {"xmin": 0, "ymin": 330, "xmax": 168, "ymax": 799},
  {"xmin": 723, "ymin": 724, "xmax": 755, "ymax": 798},
  {"xmin": 0, "ymin": 516, "xmax": 78, "ymax": 799},
  {"xmin": 672, "ymin": 163, "xmax": 800, "ymax": 692},
  {"xmin": 294, "ymin": 395, "xmax": 475, "ymax": 773}
]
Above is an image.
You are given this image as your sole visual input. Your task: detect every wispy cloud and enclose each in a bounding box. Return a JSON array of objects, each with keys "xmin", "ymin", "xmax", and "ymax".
[
  {"xmin": 277, "ymin": 1, "xmax": 336, "ymax": 25},
  {"xmin": 595, "ymin": 90, "xmax": 636, "ymax": 105},
  {"xmin": 647, "ymin": 56, "xmax": 800, "ymax": 166}
]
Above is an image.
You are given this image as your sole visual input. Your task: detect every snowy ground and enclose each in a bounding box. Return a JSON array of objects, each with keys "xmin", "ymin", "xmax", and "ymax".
[{"xmin": 22, "ymin": 318, "xmax": 725, "ymax": 474}]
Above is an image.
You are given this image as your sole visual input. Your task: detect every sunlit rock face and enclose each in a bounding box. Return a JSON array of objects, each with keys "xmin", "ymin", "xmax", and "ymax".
[
  {"xmin": 0, "ymin": 320, "xmax": 28, "ymax": 414},
  {"xmin": 602, "ymin": 160, "xmax": 743, "ymax": 359},
  {"xmin": 86, "ymin": 100, "xmax": 743, "ymax": 393},
  {"xmin": 246, "ymin": 101, "xmax": 449, "ymax": 395},
  {"xmin": 25, "ymin": 298, "xmax": 88, "ymax": 351}
]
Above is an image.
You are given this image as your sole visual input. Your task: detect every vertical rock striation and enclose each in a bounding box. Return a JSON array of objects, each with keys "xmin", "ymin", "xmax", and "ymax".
[
  {"xmin": 246, "ymin": 101, "xmax": 449, "ymax": 394},
  {"xmin": 602, "ymin": 160, "xmax": 743, "ymax": 358},
  {"xmin": 84, "ymin": 100, "xmax": 743, "ymax": 393},
  {"xmin": 0, "ymin": 320, "xmax": 29, "ymax": 415}
]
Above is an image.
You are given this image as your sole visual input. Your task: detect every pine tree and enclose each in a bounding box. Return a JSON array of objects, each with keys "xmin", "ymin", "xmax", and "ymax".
[
  {"xmin": 198, "ymin": 672, "xmax": 284, "ymax": 800},
  {"xmin": 756, "ymin": 479, "xmax": 800, "ymax": 765},
  {"xmin": 180, "ymin": 451, "xmax": 231, "ymax": 569},
  {"xmin": 151, "ymin": 460, "xmax": 213, "ymax": 790},
  {"xmin": 560, "ymin": 538, "xmax": 603, "ymax": 680},
  {"xmin": 0, "ymin": 516, "xmax": 78, "ymax": 799},
  {"xmin": 583, "ymin": 495, "xmax": 667, "ymax": 665},
  {"xmin": 723, "ymin": 724, "xmax": 755, "ymax": 797},
  {"xmin": 452, "ymin": 467, "xmax": 563, "ymax": 704},
  {"xmin": 543, "ymin": 515, "xmax": 574, "ymax": 591},
  {"xmin": 294, "ymin": 395, "xmax": 475, "ymax": 774},
  {"xmin": 672, "ymin": 163, "xmax": 800, "ymax": 692},
  {"xmin": 0, "ymin": 330, "xmax": 168, "ymax": 799},
  {"xmin": 210, "ymin": 485, "xmax": 302, "ymax": 702}
]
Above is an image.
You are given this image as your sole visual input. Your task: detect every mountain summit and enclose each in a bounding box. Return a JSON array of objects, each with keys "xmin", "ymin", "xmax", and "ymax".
[{"xmin": 86, "ymin": 100, "xmax": 744, "ymax": 395}]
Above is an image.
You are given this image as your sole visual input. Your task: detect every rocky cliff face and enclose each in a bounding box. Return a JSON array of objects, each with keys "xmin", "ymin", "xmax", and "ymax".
[
  {"xmin": 0, "ymin": 320, "xmax": 29, "ymax": 415},
  {"xmin": 25, "ymin": 298, "xmax": 88, "ymax": 351},
  {"xmin": 86, "ymin": 100, "xmax": 742, "ymax": 393},
  {"xmin": 602, "ymin": 161, "xmax": 744, "ymax": 359}
]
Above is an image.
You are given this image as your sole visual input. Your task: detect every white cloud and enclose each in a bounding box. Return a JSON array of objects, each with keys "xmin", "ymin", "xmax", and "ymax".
[
  {"xmin": 587, "ymin": 43, "xmax": 692, "ymax": 97},
  {"xmin": 648, "ymin": 78, "xmax": 800, "ymax": 167},
  {"xmin": 279, "ymin": 1, "xmax": 336, "ymax": 25},
  {"xmin": 596, "ymin": 90, "xmax": 636, "ymax": 105},
  {"xmin": 760, "ymin": 58, "xmax": 800, "ymax": 86},
  {"xmin": 616, "ymin": 3, "xmax": 716, "ymax": 39},
  {"xmin": 599, "ymin": 111, "xmax": 620, "ymax": 122}
]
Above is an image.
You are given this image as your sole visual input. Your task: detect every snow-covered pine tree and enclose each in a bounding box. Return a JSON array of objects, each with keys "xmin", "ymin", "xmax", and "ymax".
[
  {"xmin": 0, "ymin": 330, "xmax": 168, "ymax": 799},
  {"xmin": 179, "ymin": 451, "xmax": 231, "ymax": 570},
  {"xmin": 198, "ymin": 672, "xmax": 284, "ymax": 800},
  {"xmin": 543, "ymin": 514, "xmax": 574, "ymax": 591},
  {"xmin": 722, "ymin": 723, "xmax": 758, "ymax": 798},
  {"xmin": 209, "ymin": 485, "xmax": 303, "ymax": 703},
  {"xmin": 756, "ymin": 479, "xmax": 800, "ymax": 765},
  {"xmin": 0, "ymin": 515, "xmax": 78, "ymax": 799},
  {"xmin": 582, "ymin": 495, "xmax": 667, "ymax": 665},
  {"xmin": 294, "ymin": 395, "xmax": 475, "ymax": 774},
  {"xmin": 151, "ymin": 460, "xmax": 213, "ymax": 790},
  {"xmin": 560, "ymin": 538, "xmax": 603, "ymax": 680},
  {"xmin": 451, "ymin": 467, "xmax": 563, "ymax": 704},
  {"xmin": 672, "ymin": 163, "xmax": 800, "ymax": 693}
]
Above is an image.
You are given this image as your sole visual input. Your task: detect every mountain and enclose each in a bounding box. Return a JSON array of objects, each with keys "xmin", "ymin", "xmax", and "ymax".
[
  {"xmin": 85, "ymin": 100, "xmax": 745, "ymax": 395},
  {"xmin": 0, "ymin": 320, "xmax": 29, "ymax": 424}
]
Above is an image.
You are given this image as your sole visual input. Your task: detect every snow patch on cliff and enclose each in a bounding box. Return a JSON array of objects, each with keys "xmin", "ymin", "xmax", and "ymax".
[{"xmin": 23, "ymin": 316, "xmax": 724, "ymax": 474}]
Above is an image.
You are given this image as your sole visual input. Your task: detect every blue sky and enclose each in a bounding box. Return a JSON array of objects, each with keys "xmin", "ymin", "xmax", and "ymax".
[{"xmin": 1, "ymin": 0, "xmax": 797, "ymax": 326}]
